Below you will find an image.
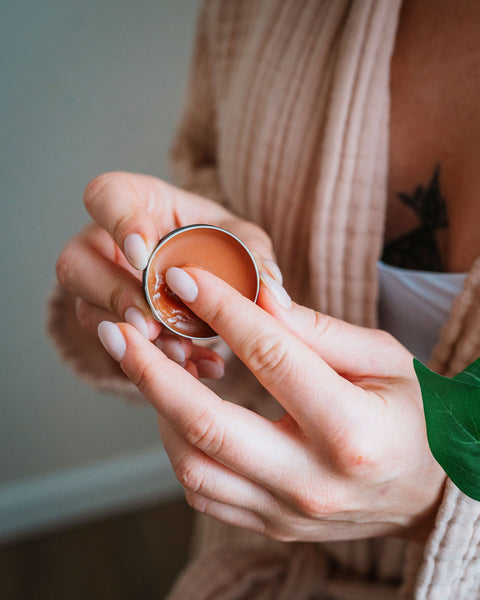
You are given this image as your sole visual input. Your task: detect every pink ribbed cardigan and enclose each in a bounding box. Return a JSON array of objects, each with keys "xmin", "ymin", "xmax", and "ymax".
[{"xmin": 47, "ymin": 1, "xmax": 480, "ymax": 598}]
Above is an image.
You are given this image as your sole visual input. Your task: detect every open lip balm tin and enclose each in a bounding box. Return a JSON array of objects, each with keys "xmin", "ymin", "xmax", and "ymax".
[{"xmin": 143, "ymin": 224, "xmax": 260, "ymax": 340}]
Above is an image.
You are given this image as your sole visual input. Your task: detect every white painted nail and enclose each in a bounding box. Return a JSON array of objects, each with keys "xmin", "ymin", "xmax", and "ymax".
[
  {"xmin": 155, "ymin": 337, "xmax": 186, "ymax": 364},
  {"xmin": 165, "ymin": 267, "xmax": 198, "ymax": 303},
  {"xmin": 74, "ymin": 296, "xmax": 83, "ymax": 317},
  {"xmin": 260, "ymin": 272, "xmax": 292, "ymax": 310},
  {"xmin": 196, "ymin": 359, "xmax": 225, "ymax": 380},
  {"xmin": 184, "ymin": 362, "xmax": 198, "ymax": 377},
  {"xmin": 262, "ymin": 259, "xmax": 283, "ymax": 284},
  {"xmin": 124, "ymin": 307, "xmax": 149, "ymax": 339},
  {"xmin": 98, "ymin": 321, "xmax": 127, "ymax": 361},
  {"xmin": 124, "ymin": 233, "xmax": 149, "ymax": 271},
  {"xmin": 251, "ymin": 252, "xmax": 283, "ymax": 284}
]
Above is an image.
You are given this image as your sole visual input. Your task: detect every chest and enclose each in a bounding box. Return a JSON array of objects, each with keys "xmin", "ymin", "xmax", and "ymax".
[{"xmin": 386, "ymin": 0, "xmax": 480, "ymax": 273}]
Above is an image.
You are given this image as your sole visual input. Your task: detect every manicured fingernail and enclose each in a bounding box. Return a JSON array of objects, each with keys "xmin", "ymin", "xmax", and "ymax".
[
  {"xmin": 155, "ymin": 337, "xmax": 186, "ymax": 364},
  {"xmin": 184, "ymin": 361, "xmax": 198, "ymax": 378},
  {"xmin": 98, "ymin": 321, "xmax": 126, "ymax": 361},
  {"xmin": 75, "ymin": 296, "xmax": 83, "ymax": 316},
  {"xmin": 124, "ymin": 233, "xmax": 149, "ymax": 271},
  {"xmin": 196, "ymin": 359, "xmax": 225, "ymax": 380},
  {"xmin": 260, "ymin": 272, "xmax": 292, "ymax": 309},
  {"xmin": 251, "ymin": 252, "xmax": 283, "ymax": 284},
  {"xmin": 165, "ymin": 267, "xmax": 198, "ymax": 303},
  {"xmin": 124, "ymin": 307, "xmax": 149, "ymax": 339},
  {"xmin": 262, "ymin": 259, "xmax": 283, "ymax": 284}
]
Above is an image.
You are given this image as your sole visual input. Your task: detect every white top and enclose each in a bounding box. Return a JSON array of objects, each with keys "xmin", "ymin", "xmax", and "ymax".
[{"xmin": 377, "ymin": 261, "xmax": 467, "ymax": 364}]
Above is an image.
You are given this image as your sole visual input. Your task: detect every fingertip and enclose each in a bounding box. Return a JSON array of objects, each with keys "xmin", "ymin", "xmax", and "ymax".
[
  {"xmin": 165, "ymin": 266, "xmax": 199, "ymax": 303},
  {"xmin": 262, "ymin": 259, "xmax": 283, "ymax": 285},
  {"xmin": 259, "ymin": 272, "xmax": 292, "ymax": 310},
  {"xmin": 147, "ymin": 319, "xmax": 163, "ymax": 341},
  {"xmin": 75, "ymin": 296, "xmax": 84, "ymax": 319},
  {"xmin": 98, "ymin": 321, "xmax": 127, "ymax": 361},
  {"xmin": 251, "ymin": 252, "xmax": 283, "ymax": 285},
  {"xmin": 183, "ymin": 338, "xmax": 194, "ymax": 360},
  {"xmin": 124, "ymin": 306, "xmax": 149, "ymax": 339},
  {"xmin": 155, "ymin": 336, "xmax": 187, "ymax": 364},
  {"xmin": 184, "ymin": 360, "xmax": 199, "ymax": 379},
  {"xmin": 196, "ymin": 359, "xmax": 225, "ymax": 380},
  {"xmin": 124, "ymin": 233, "xmax": 149, "ymax": 271}
]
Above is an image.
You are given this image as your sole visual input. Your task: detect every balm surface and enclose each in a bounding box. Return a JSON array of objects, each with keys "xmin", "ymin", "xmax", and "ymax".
[{"xmin": 143, "ymin": 225, "xmax": 259, "ymax": 338}]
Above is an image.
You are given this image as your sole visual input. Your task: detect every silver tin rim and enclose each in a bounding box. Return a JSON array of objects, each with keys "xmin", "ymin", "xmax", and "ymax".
[{"xmin": 142, "ymin": 224, "xmax": 260, "ymax": 340}]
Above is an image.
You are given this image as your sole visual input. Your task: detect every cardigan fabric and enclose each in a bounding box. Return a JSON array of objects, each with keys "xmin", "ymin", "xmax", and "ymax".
[{"xmin": 47, "ymin": 1, "xmax": 480, "ymax": 598}]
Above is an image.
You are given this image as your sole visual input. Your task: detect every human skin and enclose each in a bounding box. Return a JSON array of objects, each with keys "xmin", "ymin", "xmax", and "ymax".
[
  {"xmin": 56, "ymin": 171, "xmax": 273, "ymax": 378},
  {"xmin": 58, "ymin": 171, "xmax": 446, "ymax": 543},
  {"xmin": 97, "ymin": 267, "xmax": 446, "ymax": 544},
  {"xmin": 387, "ymin": 0, "xmax": 480, "ymax": 273}
]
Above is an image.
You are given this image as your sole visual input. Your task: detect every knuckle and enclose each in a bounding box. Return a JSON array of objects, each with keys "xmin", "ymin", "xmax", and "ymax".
[
  {"xmin": 248, "ymin": 224, "xmax": 273, "ymax": 255},
  {"xmin": 331, "ymin": 435, "xmax": 378, "ymax": 479},
  {"xmin": 175, "ymin": 458, "xmax": 205, "ymax": 494},
  {"xmin": 184, "ymin": 490, "xmax": 208, "ymax": 514},
  {"xmin": 55, "ymin": 252, "xmax": 69, "ymax": 287},
  {"xmin": 374, "ymin": 328, "xmax": 394, "ymax": 345},
  {"xmin": 184, "ymin": 410, "xmax": 226, "ymax": 457},
  {"xmin": 289, "ymin": 487, "xmax": 333, "ymax": 519},
  {"xmin": 109, "ymin": 284, "xmax": 124, "ymax": 316},
  {"xmin": 264, "ymin": 525, "xmax": 294, "ymax": 543},
  {"xmin": 84, "ymin": 172, "xmax": 138, "ymax": 242},
  {"xmin": 75, "ymin": 297, "xmax": 89, "ymax": 329},
  {"xmin": 245, "ymin": 335, "xmax": 290, "ymax": 384},
  {"xmin": 204, "ymin": 301, "xmax": 231, "ymax": 337},
  {"xmin": 110, "ymin": 210, "xmax": 134, "ymax": 245},
  {"xmin": 313, "ymin": 310, "xmax": 339, "ymax": 340},
  {"xmin": 83, "ymin": 172, "xmax": 117, "ymax": 213},
  {"xmin": 56, "ymin": 247, "xmax": 77, "ymax": 290},
  {"xmin": 128, "ymin": 358, "xmax": 157, "ymax": 393}
]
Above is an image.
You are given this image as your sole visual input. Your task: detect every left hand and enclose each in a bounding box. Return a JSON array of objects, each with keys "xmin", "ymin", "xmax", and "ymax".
[
  {"xmin": 97, "ymin": 264, "xmax": 446, "ymax": 544},
  {"xmin": 56, "ymin": 172, "xmax": 275, "ymax": 380}
]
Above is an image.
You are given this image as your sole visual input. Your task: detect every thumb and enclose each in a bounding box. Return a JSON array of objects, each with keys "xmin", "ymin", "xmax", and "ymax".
[{"xmin": 258, "ymin": 274, "xmax": 412, "ymax": 378}]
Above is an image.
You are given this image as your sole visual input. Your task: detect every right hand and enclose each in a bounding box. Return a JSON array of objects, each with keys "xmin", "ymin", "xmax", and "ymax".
[{"xmin": 56, "ymin": 171, "xmax": 274, "ymax": 378}]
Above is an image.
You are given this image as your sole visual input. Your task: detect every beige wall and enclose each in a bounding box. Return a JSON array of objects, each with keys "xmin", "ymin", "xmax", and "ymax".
[{"xmin": 0, "ymin": 0, "xmax": 201, "ymax": 540}]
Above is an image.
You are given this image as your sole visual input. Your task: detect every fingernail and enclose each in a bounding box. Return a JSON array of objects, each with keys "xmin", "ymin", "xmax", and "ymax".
[
  {"xmin": 124, "ymin": 307, "xmax": 149, "ymax": 339},
  {"xmin": 251, "ymin": 252, "xmax": 283, "ymax": 284},
  {"xmin": 155, "ymin": 337, "xmax": 186, "ymax": 364},
  {"xmin": 196, "ymin": 359, "xmax": 225, "ymax": 380},
  {"xmin": 184, "ymin": 361, "xmax": 198, "ymax": 378},
  {"xmin": 75, "ymin": 296, "xmax": 83, "ymax": 317},
  {"xmin": 124, "ymin": 233, "xmax": 149, "ymax": 271},
  {"xmin": 165, "ymin": 267, "xmax": 198, "ymax": 303},
  {"xmin": 98, "ymin": 321, "xmax": 127, "ymax": 361},
  {"xmin": 260, "ymin": 272, "xmax": 292, "ymax": 309},
  {"xmin": 262, "ymin": 259, "xmax": 283, "ymax": 284}
]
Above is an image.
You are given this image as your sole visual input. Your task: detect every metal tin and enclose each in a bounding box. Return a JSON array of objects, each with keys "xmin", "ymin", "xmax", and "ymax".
[{"xmin": 143, "ymin": 224, "xmax": 260, "ymax": 340}]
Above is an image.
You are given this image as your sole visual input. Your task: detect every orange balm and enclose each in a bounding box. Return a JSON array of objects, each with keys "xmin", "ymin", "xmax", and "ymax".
[{"xmin": 143, "ymin": 225, "xmax": 259, "ymax": 339}]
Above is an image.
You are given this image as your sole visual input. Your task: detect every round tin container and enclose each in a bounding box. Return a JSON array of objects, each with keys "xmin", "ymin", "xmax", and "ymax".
[{"xmin": 143, "ymin": 224, "xmax": 260, "ymax": 339}]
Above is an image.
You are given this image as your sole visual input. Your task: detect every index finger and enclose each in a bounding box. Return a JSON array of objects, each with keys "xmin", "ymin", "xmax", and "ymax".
[
  {"xmin": 83, "ymin": 172, "xmax": 234, "ymax": 271},
  {"xmin": 83, "ymin": 172, "xmax": 168, "ymax": 270},
  {"xmin": 109, "ymin": 322, "xmax": 308, "ymax": 492},
  {"xmin": 168, "ymin": 267, "xmax": 359, "ymax": 430}
]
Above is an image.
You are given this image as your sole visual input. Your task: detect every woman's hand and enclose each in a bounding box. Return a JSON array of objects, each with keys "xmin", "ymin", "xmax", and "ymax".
[
  {"xmin": 96, "ymin": 263, "xmax": 446, "ymax": 544},
  {"xmin": 55, "ymin": 171, "xmax": 274, "ymax": 378}
]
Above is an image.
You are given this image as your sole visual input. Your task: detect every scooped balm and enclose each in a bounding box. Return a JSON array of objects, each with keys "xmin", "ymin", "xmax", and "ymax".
[{"xmin": 143, "ymin": 225, "xmax": 259, "ymax": 339}]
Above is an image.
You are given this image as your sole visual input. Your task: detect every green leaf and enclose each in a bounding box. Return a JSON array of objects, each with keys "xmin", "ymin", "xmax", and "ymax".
[{"xmin": 414, "ymin": 357, "xmax": 480, "ymax": 501}]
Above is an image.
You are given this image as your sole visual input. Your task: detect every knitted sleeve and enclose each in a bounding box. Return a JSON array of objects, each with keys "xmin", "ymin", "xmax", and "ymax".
[{"xmin": 401, "ymin": 481, "xmax": 480, "ymax": 599}]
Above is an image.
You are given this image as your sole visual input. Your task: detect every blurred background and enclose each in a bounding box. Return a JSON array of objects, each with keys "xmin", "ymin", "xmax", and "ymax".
[{"xmin": 1, "ymin": 0, "xmax": 201, "ymax": 596}]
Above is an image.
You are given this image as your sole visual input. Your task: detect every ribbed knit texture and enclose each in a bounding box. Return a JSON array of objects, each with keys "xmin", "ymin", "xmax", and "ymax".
[{"xmin": 47, "ymin": 1, "xmax": 480, "ymax": 598}]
